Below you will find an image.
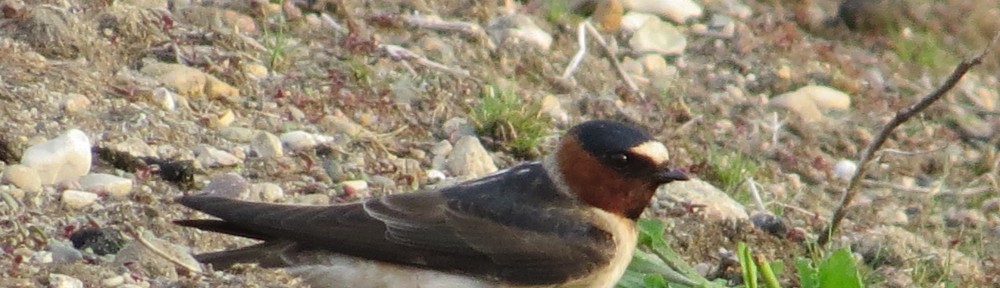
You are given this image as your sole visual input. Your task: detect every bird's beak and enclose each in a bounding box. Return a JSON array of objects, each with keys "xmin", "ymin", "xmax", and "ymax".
[{"xmin": 654, "ymin": 168, "xmax": 689, "ymax": 183}]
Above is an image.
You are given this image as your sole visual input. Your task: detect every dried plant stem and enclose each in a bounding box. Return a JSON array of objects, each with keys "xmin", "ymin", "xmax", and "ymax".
[{"xmin": 817, "ymin": 31, "xmax": 1000, "ymax": 246}]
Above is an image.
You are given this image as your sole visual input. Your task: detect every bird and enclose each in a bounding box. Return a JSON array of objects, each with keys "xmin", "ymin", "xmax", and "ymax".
[{"xmin": 174, "ymin": 119, "xmax": 689, "ymax": 288}]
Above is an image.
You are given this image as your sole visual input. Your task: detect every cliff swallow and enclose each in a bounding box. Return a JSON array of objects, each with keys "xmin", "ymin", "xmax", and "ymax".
[{"xmin": 175, "ymin": 119, "xmax": 688, "ymax": 288}]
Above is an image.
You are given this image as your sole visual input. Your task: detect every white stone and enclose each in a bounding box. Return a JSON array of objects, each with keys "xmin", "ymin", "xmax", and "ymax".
[
  {"xmin": 78, "ymin": 173, "xmax": 134, "ymax": 199},
  {"xmin": 629, "ymin": 18, "xmax": 686, "ymax": 56},
  {"xmin": 657, "ymin": 179, "xmax": 749, "ymax": 221},
  {"xmin": 48, "ymin": 273, "xmax": 83, "ymax": 288},
  {"xmin": 446, "ymin": 136, "xmax": 498, "ymax": 180},
  {"xmin": 280, "ymin": 131, "xmax": 319, "ymax": 152},
  {"xmin": 251, "ymin": 182, "xmax": 285, "ymax": 202},
  {"xmin": 152, "ymin": 87, "xmax": 177, "ymax": 111},
  {"xmin": 623, "ymin": 0, "xmax": 703, "ymax": 23},
  {"xmin": 1, "ymin": 164, "xmax": 42, "ymax": 194},
  {"xmin": 21, "ymin": 129, "xmax": 92, "ymax": 185},
  {"xmin": 340, "ymin": 180, "xmax": 370, "ymax": 198},
  {"xmin": 487, "ymin": 14, "xmax": 552, "ymax": 51},
  {"xmin": 61, "ymin": 189, "xmax": 99, "ymax": 209},
  {"xmin": 621, "ymin": 12, "xmax": 657, "ymax": 33},
  {"xmin": 426, "ymin": 169, "xmax": 447, "ymax": 183},
  {"xmin": 194, "ymin": 145, "xmax": 242, "ymax": 167},
  {"xmin": 252, "ymin": 131, "xmax": 283, "ymax": 158},
  {"xmin": 769, "ymin": 85, "xmax": 852, "ymax": 123},
  {"xmin": 833, "ymin": 159, "xmax": 858, "ymax": 181}
]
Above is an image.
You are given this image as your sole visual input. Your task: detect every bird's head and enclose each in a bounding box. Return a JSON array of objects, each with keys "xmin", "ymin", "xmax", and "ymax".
[{"xmin": 554, "ymin": 120, "xmax": 688, "ymax": 220}]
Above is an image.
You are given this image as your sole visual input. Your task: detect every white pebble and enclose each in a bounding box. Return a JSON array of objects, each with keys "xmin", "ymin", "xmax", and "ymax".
[
  {"xmin": 21, "ymin": 129, "xmax": 92, "ymax": 185},
  {"xmin": 833, "ymin": 159, "xmax": 858, "ymax": 181},
  {"xmin": 61, "ymin": 189, "xmax": 99, "ymax": 209}
]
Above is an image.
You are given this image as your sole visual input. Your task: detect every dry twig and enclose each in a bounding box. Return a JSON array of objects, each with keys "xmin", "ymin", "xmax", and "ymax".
[
  {"xmin": 125, "ymin": 225, "xmax": 204, "ymax": 275},
  {"xmin": 401, "ymin": 15, "xmax": 496, "ymax": 51},
  {"xmin": 817, "ymin": 31, "xmax": 1000, "ymax": 246},
  {"xmin": 379, "ymin": 44, "xmax": 471, "ymax": 77}
]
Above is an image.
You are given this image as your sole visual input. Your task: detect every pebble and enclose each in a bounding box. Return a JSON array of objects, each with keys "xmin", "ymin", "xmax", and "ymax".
[
  {"xmin": 319, "ymin": 113, "xmax": 373, "ymax": 138},
  {"xmin": 446, "ymin": 136, "xmax": 498, "ymax": 180},
  {"xmin": 21, "ymin": 129, "xmax": 92, "ymax": 185},
  {"xmin": 202, "ymin": 173, "xmax": 251, "ymax": 199},
  {"xmin": 218, "ymin": 126, "xmax": 257, "ymax": 143},
  {"xmin": 242, "ymin": 62, "xmax": 269, "ymax": 80},
  {"xmin": 61, "ymin": 190, "xmax": 99, "ymax": 209},
  {"xmin": 194, "ymin": 145, "xmax": 242, "ymax": 167},
  {"xmin": 1, "ymin": 164, "xmax": 42, "ymax": 194},
  {"xmin": 151, "ymin": 87, "xmax": 177, "ymax": 111},
  {"xmin": 61, "ymin": 93, "xmax": 91, "ymax": 114},
  {"xmin": 47, "ymin": 242, "xmax": 83, "ymax": 263},
  {"xmin": 280, "ymin": 131, "xmax": 327, "ymax": 152},
  {"xmin": 656, "ymin": 179, "xmax": 749, "ymax": 221},
  {"xmin": 426, "ymin": 169, "xmax": 447, "ymax": 183},
  {"xmin": 629, "ymin": 18, "xmax": 686, "ymax": 56},
  {"xmin": 78, "ymin": 173, "xmax": 134, "ymax": 199},
  {"xmin": 750, "ymin": 212, "xmax": 787, "ymax": 237},
  {"xmin": 140, "ymin": 62, "xmax": 239, "ymax": 99},
  {"xmin": 340, "ymin": 180, "xmax": 370, "ymax": 199},
  {"xmin": 430, "ymin": 140, "xmax": 453, "ymax": 156},
  {"xmin": 251, "ymin": 182, "xmax": 285, "ymax": 202},
  {"xmin": 623, "ymin": 0, "xmax": 703, "ymax": 23},
  {"xmin": 769, "ymin": 85, "xmax": 851, "ymax": 123},
  {"xmin": 442, "ymin": 117, "xmax": 477, "ymax": 140},
  {"xmin": 48, "ymin": 273, "xmax": 84, "ymax": 288},
  {"xmin": 110, "ymin": 138, "xmax": 158, "ymax": 158},
  {"xmin": 620, "ymin": 12, "xmax": 656, "ymax": 33},
  {"xmin": 487, "ymin": 14, "xmax": 552, "ymax": 51},
  {"xmin": 539, "ymin": 95, "xmax": 569, "ymax": 125},
  {"xmin": 251, "ymin": 131, "xmax": 283, "ymax": 158},
  {"xmin": 832, "ymin": 159, "xmax": 858, "ymax": 181},
  {"xmin": 112, "ymin": 231, "xmax": 202, "ymax": 278},
  {"xmin": 944, "ymin": 208, "xmax": 985, "ymax": 227},
  {"xmin": 69, "ymin": 227, "xmax": 125, "ymax": 255}
]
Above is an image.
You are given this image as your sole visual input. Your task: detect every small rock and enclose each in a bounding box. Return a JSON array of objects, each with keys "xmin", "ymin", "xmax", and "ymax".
[
  {"xmin": 340, "ymin": 180, "xmax": 370, "ymax": 199},
  {"xmin": 623, "ymin": 0, "xmax": 703, "ymax": 23},
  {"xmin": 769, "ymin": 85, "xmax": 851, "ymax": 123},
  {"xmin": 47, "ymin": 242, "xmax": 83, "ymax": 263},
  {"xmin": 69, "ymin": 227, "xmax": 125, "ymax": 255},
  {"xmin": 61, "ymin": 190, "xmax": 99, "ymax": 209},
  {"xmin": 629, "ymin": 18, "xmax": 686, "ymax": 56},
  {"xmin": 141, "ymin": 62, "xmax": 239, "ymax": 99},
  {"xmin": 833, "ymin": 159, "xmax": 857, "ymax": 181},
  {"xmin": 426, "ymin": 169, "xmax": 447, "ymax": 183},
  {"xmin": 112, "ymin": 231, "xmax": 202, "ymax": 278},
  {"xmin": 251, "ymin": 182, "xmax": 284, "ymax": 202},
  {"xmin": 194, "ymin": 145, "xmax": 242, "ymax": 167},
  {"xmin": 620, "ymin": 12, "xmax": 657, "ymax": 33},
  {"xmin": 218, "ymin": 126, "xmax": 256, "ymax": 143},
  {"xmin": 750, "ymin": 212, "xmax": 787, "ymax": 237},
  {"xmin": 442, "ymin": 117, "xmax": 476, "ymax": 140},
  {"xmin": 487, "ymin": 14, "xmax": 552, "ymax": 51},
  {"xmin": 202, "ymin": 173, "xmax": 251, "ymax": 199},
  {"xmin": 242, "ymin": 62, "xmax": 268, "ymax": 80},
  {"xmin": 657, "ymin": 179, "xmax": 749, "ymax": 221},
  {"xmin": 944, "ymin": 208, "xmax": 985, "ymax": 227},
  {"xmin": 151, "ymin": 87, "xmax": 176, "ymax": 111},
  {"xmin": 876, "ymin": 207, "xmax": 909, "ymax": 225},
  {"xmin": 446, "ymin": 136, "xmax": 498, "ymax": 180},
  {"xmin": 251, "ymin": 131, "xmax": 283, "ymax": 158},
  {"xmin": 280, "ymin": 131, "xmax": 330, "ymax": 152},
  {"xmin": 61, "ymin": 93, "xmax": 91, "ymax": 114},
  {"xmin": 78, "ymin": 173, "xmax": 133, "ymax": 199},
  {"xmin": 539, "ymin": 95, "xmax": 569, "ymax": 124},
  {"xmin": 319, "ymin": 113, "xmax": 372, "ymax": 137},
  {"xmin": 100, "ymin": 276, "xmax": 125, "ymax": 287},
  {"xmin": 21, "ymin": 129, "xmax": 92, "ymax": 185},
  {"xmin": 110, "ymin": 137, "xmax": 158, "ymax": 158},
  {"xmin": 430, "ymin": 140, "xmax": 453, "ymax": 156},
  {"xmin": 48, "ymin": 273, "xmax": 83, "ymax": 288},
  {"xmin": 1, "ymin": 164, "xmax": 42, "ymax": 194}
]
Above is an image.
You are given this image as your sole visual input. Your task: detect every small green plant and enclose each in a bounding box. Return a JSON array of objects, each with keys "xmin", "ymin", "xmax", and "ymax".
[
  {"xmin": 705, "ymin": 149, "xmax": 761, "ymax": 197},
  {"xmin": 737, "ymin": 242, "xmax": 783, "ymax": 288},
  {"xmin": 794, "ymin": 246, "xmax": 864, "ymax": 288},
  {"xmin": 892, "ymin": 29, "xmax": 957, "ymax": 75},
  {"xmin": 262, "ymin": 1, "xmax": 290, "ymax": 71},
  {"xmin": 470, "ymin": 84, "xmax": 549, "ymax": 158}
]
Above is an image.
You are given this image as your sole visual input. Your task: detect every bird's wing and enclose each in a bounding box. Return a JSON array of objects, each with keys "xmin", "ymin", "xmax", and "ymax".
[{"xmin": 176, "ymin": 188, "xmax": 614, "ymax": 285}]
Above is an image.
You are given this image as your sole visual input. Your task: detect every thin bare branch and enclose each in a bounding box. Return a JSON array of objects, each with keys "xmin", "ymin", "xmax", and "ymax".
[{"xmin": 818, "ymin": 31, "xmax": 1000, "ymax": 246}]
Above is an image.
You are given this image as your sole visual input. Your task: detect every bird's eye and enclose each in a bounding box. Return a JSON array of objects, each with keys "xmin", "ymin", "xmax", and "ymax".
[{"xmin": 608, "ymin": 153, "xmax": 629, "ymax": 167}]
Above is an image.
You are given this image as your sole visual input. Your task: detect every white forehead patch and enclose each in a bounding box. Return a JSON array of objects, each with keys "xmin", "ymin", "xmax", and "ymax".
[{"xmin": 630, "ymin": 141, "xmax": 670, "ymax": 164}]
